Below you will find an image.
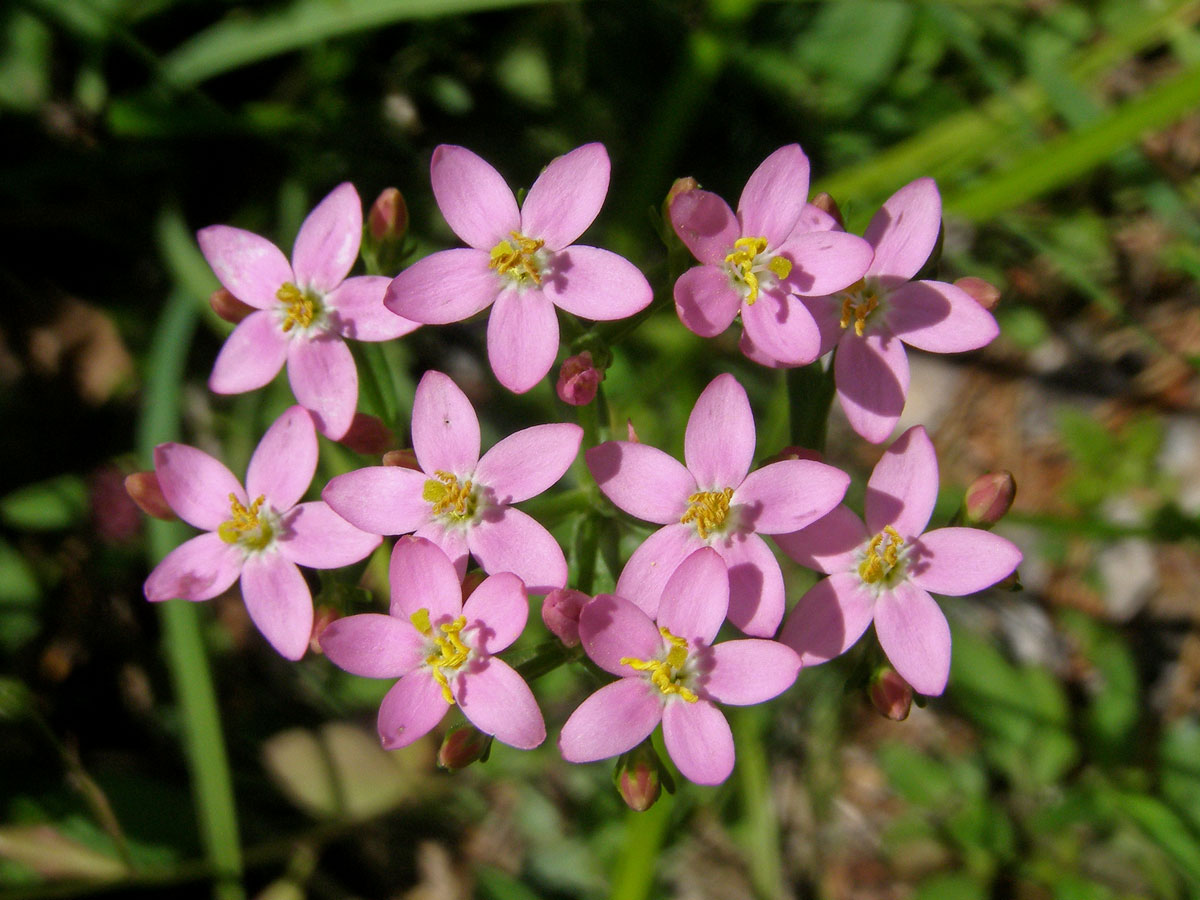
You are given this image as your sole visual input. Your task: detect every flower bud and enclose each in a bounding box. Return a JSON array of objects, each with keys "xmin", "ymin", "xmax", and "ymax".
[
  {"xmin": 954, "ymin": 276, "xmax": 1001, "ymax": 312},
  {"xmin": 90, "ymin": 465, "xmax": 141, "ymax": 542},
  {"xmin": 541, "ymin": 588, "xmax": 589, "ymax": 648},
  {"xmin": 209, "ymin": 288, "xmax": 255, "ymax": 324},
  {"xmin": 614, "ymin": 741, "xmax": 664, "ymax": 812},
  {"xmin": 124, "ymin": 471, "xmax": 175, "ymax": 521},
  {"xmin": 626, "ymin": 419, "xmax": 640, "ymax": 443},
  {"xmin": 382, "ymin": 448, "xmax": 420, "ymax": 470},
  {"xmin": 556, "ymin": 352, "xmax": 604, "ymax": 406},
  {"xmin": 963, "ymin": 470, "xmax": 1016, "ymax": 528},
  {"xmin": 765, "ymin": 445, "xmax": 823, "ymax": 465},
  {"xmin": 809, "ymin": 192, "xmax": 845, "ymax": 229},
  {"xmin": 368, "ymin": 187, "xmax": 408, "ymax": 243},
  {"xmin": 869, "ymin": 667, "xmax": 912, "ymax": 721},
  {"xmin": 339, "ymin": 413, "xmax": 394, "ymax": 456},
  {"xmin": 308, "ymin": 606, "xmax": 341, "ymax": 655},
  {"xmin": 663, "ymin": 177, "xmax": 700, "ymax": 219},
  {"xmin": 437, "ymin": 725, "xmax": 492, "ymax": 771}
]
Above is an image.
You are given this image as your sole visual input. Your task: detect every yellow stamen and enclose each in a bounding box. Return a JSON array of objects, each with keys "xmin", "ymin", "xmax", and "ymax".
[
  {"xmin": 489, "ymin": 231, "xmax": 546, "ymax": 285},
  {"xmin": 680, "ymin": 487, "xmax": 734, "ymax": 540},
  {"xmin": 838, "ymin": 280, "xmax": 878, "ymax": 337},
  {"xmin": 620, "ymin": 627, "xmax": 698, "ymax": 703},
  {"xmin": 422, "ymin": 471, "xmax": 476, "ymax": 520},
  {"xmin": 217, "ymin": 493, "xmax": 273, "ymax": 549},
  {"xmin": 859, "ymin": 525, "xmax": 905, "ymax": 584},
  {"xmin": 423, "ymin": 615, "xmax": 471, "ymax": 704},
  {"xmin": 277, "ymin": 282, "xmax": 319, "ymax": 333},
  {"xmin": 723, "ymin": 236, "xmax": 791, "ymax": 305}
]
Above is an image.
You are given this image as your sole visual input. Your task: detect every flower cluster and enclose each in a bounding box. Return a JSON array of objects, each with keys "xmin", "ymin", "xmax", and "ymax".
[{"xmin": 140, "ymin": 142, "xmax": 1021, "ymax": 792}]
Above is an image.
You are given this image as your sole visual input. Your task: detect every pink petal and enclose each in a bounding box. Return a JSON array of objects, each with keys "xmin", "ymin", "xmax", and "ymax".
[
  {"xmin": 586, "ymin": 442, "xmax": 695, "ymax": 524},
  {"xmin": 907, "ymin": 528, "xmax": 1022, "ymax": 596},
  {"xmin": 154, "ymin": 443, "xmax": 245, "ymax": 531},
  {"xmin": 197, "ymin": 225, "xmax": 293, "ymax": 310},
  {"xmin": 411, "ymin": 370, "xmax": 481, "ymax": 476},
  {"xmin": 734, "ymin": 459, "xmax": 850, "ymax": 535},
  {"xmin": 773, "ymin": 505, "xmax": 868, "ymax": 574},
  {"xmin": 287, "ymin": 335, "xmax": 357, "ymax": 440},
  {"xmin": 674, "ymin": 265, "xmax": 743, "ymax": 338},
  {"xmin": 737, "ymin": 329, "xmax": 784, "ymax": 369},
  {"xmin": 454, "ymin": 659, "xmax": 545, "ymax": 749},
  {"xmin": 614, "ymin": 524, "xmax": 703, "ymax": 619},
  {"xmin": 520, "ymin": 143, "xmax": 610, "ymax": 250},
  {"xmin": 208, "ymin": 311, "xmax": 288, "ymax": 394},
  {"xmin": 778, "ymin": 231, "xmax": 873, "ymax": 297},
  {"xmin": 798, "ymin": 294, "xmax": 846, "ymax": 357},
  {"xmin": 739, "ymin": 290, "xmax": 822, "ymax": 366},
  {"xmin": 322, "ymin": 466, "xmax": 429, "ymax": 536},
  {"xmin": 415, "ymin": 520, "xmax": 470, "ymax": 581},
  {"xmin": 737, "ymin": 144, "xmax": 810, "ymax": 248},
  {"xmin": 319, "ymin": 613, "xmax": 427, "ymax": 678},
  {"xmin": 559, "ymin": 678, "xmax": 662, "ymax": 763},
  {"xmin": 278, "ymin": 501, "xmax": 381, "ymax": 568},
  {"xmin": 541, "ymin": 246, "xmax": 653, "ymax": 320},
  {"xmin": 245, "ymin": 405, "xmax": 317, "ymax": 510},
  {"xmin": 384, "ymin": 249, "xmax": 500, "ymax": 325},
  {"xmin": 578, "ymin": 593, "xmax": 663, "ymax": 676},
  {"xmin": 778, "ymin": 573, "xmax": 875, "ymax": 666},
  {"xmin": 670, "ymin": 189, "xmax": 740, "ymax": 265},
  {"xmin": 705, "ymin": 639, "xmax": 801, "ymax": 705},
  {"xmin": 388, "ymin": 535, "xmax": 463, "ymax": 623},
  {"xmin": 685, "ymin": 373, "xmax": 755, "ymax": 490},
  {"xmin": 461, "ymin": 572, "xmax": 528, "ymax": 654},
  {"xmin": 240, "ymin": 553, "xmax": 314, "ymax": 660},
  {"xmin": 713, "ymin": 531, "xmax": 785, "ymax": 637},
  {"xmin": 291, "ymin": 182, "xmax": 361, "ymax": 294},
  {"xmin": 864, "ymin": 178, "xmax": 942, "ymax": 285},
  {"xmin": 468, "ymin": 507, "xmax": 567, "ymax": 594},
  {"xmin": 834, "ymin": 331, "xmax": 909, "ymax": 445},
  {"xmin": 657, "ymin": 547, "xmax": 729, "ymax": 646},
  {"xmin": 797, "ymin": 203, "xmax": 839, "ymax": 232},
  {"xmin": 430, "ymin": 145, "xmax": 520, "ymax": 250},
  {"xmin": 865, "ymin": 425, "xmax": 937, "ymax": 539},
  {"xmin": 486, "ymin": 288, "xmax": 559, "ymax": 394},
  {"xmin": 883, "ymin": 280, "xmax": 999, "ymax": 353},
  {"xmin": 328, "ymin": 276, "xmax": 420, "ymax": 341},
  {"xmin": 377, "ymin": 670, "xmax": 448, "ymax": 750},
  {"xmin": 662, "ymin": 700, "xmax": 734, "ymax": 785},
  {"xmin": 873, "ymin": 580, "xmax": 951, "ymax": 696},
  {"xmin": 144, "ymin": 532, "xmax": 243, "ymax": 602},
  {"xmin": 474, "ymin": 423, "xmax": 582, "ymax": 503}
]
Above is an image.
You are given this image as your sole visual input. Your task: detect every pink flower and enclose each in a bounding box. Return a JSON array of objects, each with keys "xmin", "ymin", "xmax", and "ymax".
[
  {"xmin": 322, "ymin": 370, "xmax": 582, "ymax": 593},
  {"xmin": 586, "ymin": 373, "xmax": 849, "ymax": 636},
  {"xmin": 559, "ymin": 548, "xmax": 800, "ymax": 785},
  {"xmin": 320, "ymin": 536, "xmax": 545, "ymax": 750},
  {"xmin": 144, "ymin": 407, "xmax": 381, "ymax": 660},
  {"xmin": 199, "ymin": 183, "xmax": 420, "ymax": 439},
  {"xmin": 669, "ymin": 145, "xmax": 872, "ymax": 367},
  {"xmin": 775, "ymin": 426, "xmax": 1022, "ymax": 695},
  {"xmin": 384, "ymin": 144, "xmax": 653, "ymax": 393}
]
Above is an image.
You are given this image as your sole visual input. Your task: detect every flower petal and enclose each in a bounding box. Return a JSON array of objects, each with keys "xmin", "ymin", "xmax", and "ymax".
[
  {"xmin": 737, "ymin": 144, "xmax": 810, "ymax": 247},
  {"xmin": 384, "ymin": 248, "xmax": 500, "ymax": 325},
  {"xmin": 209, "ymin": 311, "xmax": 288, "ymax": 394},
  {"xmin": 411, "ymin": 370, "xmax": 481, "ymax": 476},
  {"xmin": 287, "ymin": 335, "xmax": 357, "ymax": 440},
  {"xmin": 778, "ymin": 231, "xmax": 873, "ymax": 297},
  {"xmin": 197, "ymin": 225, "xmax": 292, "ymax": 310},
  {"xmin": 240, "ymin": 553, "xmax": 314, "ymax": 660},
  {"xmin": 430, "ymin": 144, "xmax": 520, "ymax": 249},
  {"xmin": 468, "ymin": 507, "xmax": 567, "ymax": 594},
  {"xmin": 377, "ymin": 670, "xmax": 449, "ymax": 750},
  {"xmin": 328, "ymin": 276, "xmax": 420, "ymax": 341},
  {"xmin": 388, "ymin": 535, "xmax": 463, "ymax": 623},
  {"xmin": 685, "ymin": 373, "xmax": 755, "ymax": 490},
  {"xmin": 454, "ymin": 659, "xmax": 545, "ymax": 749},
  {"xmin": 291, "ymin": 182, "xmax": 361, "ymax": 294},
  {"xmin": 864, "ymin": 425, "xmax": 937, "ymax": 539},
  {"xmin": 797, "ymin": 203, "xmax": 838, "ymax": 233},
  {"xmin": 541, "ymin": 246, "xmax": 653, "ymax": 320},
  {"xmin": 873, "ymin": 580, "xmax": 951, "ymax": 696},
  {"xmin": 739, "ymin": 290, "xmax": 822, "ymax": 367},
  {"xmin": 778, "ymin": 573, "xmax": 875, "ymax": 666},
  {"xmin": 614, "ymin": 524, "xmax": 703, "ymax": 619},
  {"xmin": 713, "ymin": 532, "xmax": 785, "ymax": 637},
  {"xmin": 415, "ymin": 520, "xmax": 470, "ymax": 582},
  {"xmin": 322, "ymin": 466, "xmax": 429, "ymax": 535},
  {"xmin": 559, "ymin": 677, "xmax": 662, "ymax": 763},
  {"xmin": 662, "ymin": 700, "xmax": 734, "ymax": 785},
  {"xmin": 278, "ymin": 501, "xmax": 381, "ymax": 568},
  {"xmin": 520, "ymin": 143, "xmax": 610, "ymax": 250},
  {"xmin": 486, "ymin": 288, "xmax": 559, "ymax": 394},
  {"xmin": 883, "ymin": 280, "xmax": 999, "ymax": 353},
  {"xmin": 657, "ymin": 547, "xmax": 729, "ymax": 646},
  {"xmin": 834, "ymin": 331, "xmax": 909, "ymax": 445},
  {"xmin": 669, "ymin": 189, "xmax": 739, "ymax": 265},
  {"xmin": 865, "ymin": 178, "xmax": 942, "ymax": 285},
  {"xmin": 773, "ymin": 505, "xmax": 868, "ymax": 574},
  {"xmin": 734, "ymin": 459, "xmax": 850, "ymax": 535},
  {"xmin": 474, "ymin": 423, "xmax": 582, "ymax": 503},
  {"xmin": 319, "ymin": 613, "xmax": 427, "ymax": 678},
  {"xmin": 907, "ymin": 528, "xmax": 1022, "ymax": 596},
  {"xmin": 462, "ymin": 571, "xmax": 528, "ymax": 654},
  {"xmin": 246, "ymin": 405, "xmax": 317, "ymax": 510},
  {"xmin": 799, "ymin": 294, "xmax": 845, "ymax": 357},
  {"xmin": 586, "ymin": 441, "xmax": 695, "ymax": 524},
  {"xmin": 144, "ymin": 532, "xmax": 243, "ymax": 601},
  {"xmin": 154, "ymin": 443, "xmax": 245, "ymax": 531},
  {"xmin": 705, "ymin": 639, "xmax": 801, "ymax": 705},
  {"xmin": 579, "ymin": 593, "xmax": 663, "ymax": 676},
  {"xmin": 674, "ymin": 265, "xmax": 742, "ymax": 338}
]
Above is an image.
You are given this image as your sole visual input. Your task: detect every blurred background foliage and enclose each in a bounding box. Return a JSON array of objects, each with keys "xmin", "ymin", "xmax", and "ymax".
[{"xmin": 3, "ymin": 0, "xmax": 1200, "ymax": 898}]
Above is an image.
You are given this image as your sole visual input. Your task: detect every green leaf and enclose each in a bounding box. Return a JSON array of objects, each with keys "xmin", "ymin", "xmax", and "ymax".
[
  {"xmin": 1058, "ymin": 610, "xmax": 1140, "ymax": 764},
  {"xmin": 912, "ymin": 873, "xmax": 988, "ymax": 900},
  {"xmin": 1110, "ymin": 790, "xmax": 1200, "ymax": 886},
  {"xmin": 0, "ymin": 475, "xmax": 87, "ymax": 531},
  {"xmin": 1160, "ymin": 718, "xmax": 1200, "ymax": 836}
]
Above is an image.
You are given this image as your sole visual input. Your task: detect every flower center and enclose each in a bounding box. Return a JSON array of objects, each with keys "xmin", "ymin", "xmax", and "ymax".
[
  {"xmin": 839, "ymin": 280, "xmax": 880, "ymax": 336},
  {"xmin": 422, "ymin": 471, "xmax": 477, "ymax": 521},
  {"xmin": 620, "ymin": 627, "xmax": 698, "ymax": 703},
  {"xmin": 489, "ymin": 231, "xmax": 547, "ymax": 286},
  {"xmin": 858, "ymin": 525, "xmax": 906, "ymax": 585},
  {"xmin": 276, "ymin": 282, "xmax": 325, "ymax": 334},
  {"xmin": 411, "ymin": 609, "xmax": 472, "ymax": 704},
  {"xmin": 724, "ymin": 236, "xmax": 793, "ymax": 306},
  {"xmin": 217, "ymin": 493, "xmax": 274, "ymax": 551},
  {"xmin": 680, "ymin": 487, "xmax": 734, "ymax": 540}
]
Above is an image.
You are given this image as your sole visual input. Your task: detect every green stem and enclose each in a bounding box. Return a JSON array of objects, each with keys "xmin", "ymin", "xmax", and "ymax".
[
  {"xmin": 732, "ymin": 707, "xmax": 785, "ymax": 900},
  {"xmin": 608, "ymin": 785, "xmax": 675, "ymax": 900},
  {"xmin": 786, "ymin": 359, "xmax": 837, "ymax": 454}
]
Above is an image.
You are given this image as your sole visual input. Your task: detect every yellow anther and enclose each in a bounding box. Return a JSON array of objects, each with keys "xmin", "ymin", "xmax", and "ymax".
[
  {"xmin": 277, "ymin": 282, "xmax": 319, "ymax": 333},
  {"xmin": 410, "ymin": 608, "xmax": 432, "ymax": 635},
  {"xmin": 424, "ymin": 615, "xmax": 470, "ymax": 705},
  {"xmin": 620, "ymin": 627, "xmax": 698, "ymax": 703},
  {"xmin": 217, "ymin": 493, "xmax": 273, "ymax": 549},
  {"xmin": 768, "ymin": 255, "xmax": 793, "ymax": 281},
  {"xmin": 489, "ymin": 231, "xmax": 546, "ymax": 285},
  {"xmin": 422, "ymin": 471, "xmax": 476, "ymax": 520},
  {"xmin": 839, "ymin": 280, "xmax": 878, "ymax": 337},
  {"xmin": 858, "ymin": 525, "xmax": 905, "ymax": 584},
  {"xmin": 724, "ymin": 236, "xmax": 771, "ymax": 304},
  {"xmin": 681, "ymin": 487, "xmax": 734, "ymax": 540}
]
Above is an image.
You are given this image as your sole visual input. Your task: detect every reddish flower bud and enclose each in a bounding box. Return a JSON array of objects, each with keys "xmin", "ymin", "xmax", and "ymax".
[
  {"xmin": 209, "ymin": 288, "xmax": 255, "ymax": 324},
  {"xmin": 437, "ymin": 725, "xmax": 492, "ymax": 771},
  {"xmin": 809, "ymin": 192, "xmax": 845, "ymax": 229},
  {"xmin": 963, "ymin": 470, "xmax": 1016, "ymax": 528},
  {"xmin": 614, "ymin": 742, "xmax": 664, "ymax": 812},
  {"xmin": 308, "ymin": 606, "xmax": 341, "ymax": 655},
  {"xmin": 626, "ymin": 419, "xmax": 640, "ymax": 443},
  {"xmin": 556, "ymin": 352, "xmax": 604, "ymax": 406},
  {"xmin": 90, "ymin": 465, "xmax": 142, "ymax": 542},
  {"xmin": 368, "ymin": 187, "xmax": 409, "ymax": 243},
  {"xmin": 382, "ymin": 448, "xmax": 420, "ymax": 470},
  {"xmin": 124, "ymin": 471, "xmax": 175, "ymax": 521},
  {"xmin": 541, "ymin": 588, "xmax": 589, "ymax": 648},
  {"xmin": 954, "ymin": 276, "xmax": 1001, "ymax": 312},
  {"xmin": 765, "ymin": 445, "xmax": 824, "ymax": 465},
  {"xmin": 869, "ymin": 667, "xmax": 912, "ymax": 721},
  {"xmin": 339, "ymin": 413, "xmax": 394, "ymax": 456}
]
